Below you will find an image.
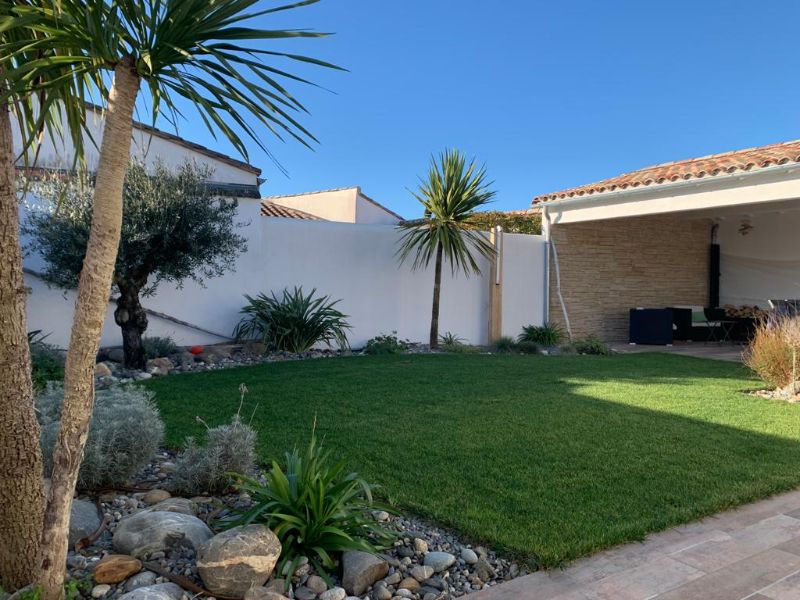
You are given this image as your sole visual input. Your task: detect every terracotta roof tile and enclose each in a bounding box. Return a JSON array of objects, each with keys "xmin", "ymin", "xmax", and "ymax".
[
  {"xmin": 533, "ymin": 139, "xmax": 800, "ymax": 204},
  {"xmin": 260, "ymin": 201, "xmax": 323, "ymax": 220}
]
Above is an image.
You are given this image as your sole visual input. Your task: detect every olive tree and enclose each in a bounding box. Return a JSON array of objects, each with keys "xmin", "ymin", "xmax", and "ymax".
[{"xmin": 24, "ymin": 161, "xmax": 248, "ymax": 369}]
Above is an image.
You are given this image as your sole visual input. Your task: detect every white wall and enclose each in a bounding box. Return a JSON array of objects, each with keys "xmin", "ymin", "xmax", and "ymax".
[
  {"xmin": 355, "ymin": 193, "xmax": 400, "ymax": 225},
  {"xmin": 25, "ymin": 215, "xmax": 547, "ymax": 349},
  {"xmin": 719, "ymin": 210, "xmax": 800, "ymax": 307}
]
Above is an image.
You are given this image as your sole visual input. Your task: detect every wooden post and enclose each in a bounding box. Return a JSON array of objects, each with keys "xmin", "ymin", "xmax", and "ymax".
[{"xmin": 488, "ymin": 226, "xmax": 503, "ymax": 343}]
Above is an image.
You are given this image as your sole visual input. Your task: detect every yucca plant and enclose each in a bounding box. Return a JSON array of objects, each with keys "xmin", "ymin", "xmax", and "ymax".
[
  {"xmin": 232, "ymin": 432, "xmax": 394, "ymax": 576},
  {"xmin": 518, "ymin": 322, "xmax": 564, "ymax": 347},
  {"xmin": 233, "ymin": 287, "xmax": 350, "ymax": 353}
]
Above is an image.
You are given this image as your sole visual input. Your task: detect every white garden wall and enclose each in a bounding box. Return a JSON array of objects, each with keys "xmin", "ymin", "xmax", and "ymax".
[{"xmin": 24, "ymin": 216, "xmax": 546, "ymax": 350}]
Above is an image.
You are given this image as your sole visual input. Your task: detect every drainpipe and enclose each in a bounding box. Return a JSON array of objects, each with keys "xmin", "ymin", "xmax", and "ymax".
[{"xmin": 543, "ymin": 206, "xmax": 573, "ymax": 340}]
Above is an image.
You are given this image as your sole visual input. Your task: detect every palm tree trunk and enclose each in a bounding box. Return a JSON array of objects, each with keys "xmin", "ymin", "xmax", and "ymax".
[
  {"xmin": 0, "ymin": 76, "xmax": 46, "ymax": 592},
  {"xmin": 114, "ymin": 282, "xmax": 148, "ymax": 370},
  {"xmin": 429, "ymin": 241, "xmax": 443, "ymax": 349},
  {"xmin": 38, "ymin": 57, "xmax": 140, "ymax": 600}
]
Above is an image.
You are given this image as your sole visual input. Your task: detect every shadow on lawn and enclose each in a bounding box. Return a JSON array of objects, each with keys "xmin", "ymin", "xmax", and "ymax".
[{"xmin": 144, "ymin": 353, "xmax": 800, "ymax": 568}]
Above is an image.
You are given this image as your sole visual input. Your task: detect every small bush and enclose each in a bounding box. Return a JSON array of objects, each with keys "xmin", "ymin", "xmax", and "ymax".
[
  {"xmin": 516, "ymin": 340, "xmax": 540, "ymax": 354},
  {"xmin": 564, "ymin": 335, "xmax": 611, "ymax": 356},
  {"xmin": 439, "ymin": 332, "xmax": 479, "ymax": 353},
  {"xmin": 744, "ymin": 317, "xmax": 795, "ymax": 389},
  {"xmin": 29, "ymin": 331, "xmax": 64, "ymax": 390},
  {"xmin": 143, "ymin": 336, "xmax": 178, "ymax": 359},
  {"xmin": 37, "ymin": 384, "xmax": 164, "ymax": 489},
  {"xmin": 233, "ymin": 430, "xmax": 393, "ymax": 575},
  {"xmin": 172, "ymin": 388, "xmax": 257, "ymax": 495},
  {"xmin": 364, "ymin": 332, "xmax": 408, "ymax": 355},
  {"xmin": 493, "ymin": 336, "xmax": 517, "ymax": 353},
  {"xmin": 233, "ymin": 286, "xmax": 350, "ymax": 353},
  {"xmin": 518, "ymin": 322, "xmax": 564, "ymax": 347}
]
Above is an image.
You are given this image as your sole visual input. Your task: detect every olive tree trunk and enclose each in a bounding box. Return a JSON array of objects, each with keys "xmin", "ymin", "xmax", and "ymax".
[
  {"xmin": 0, "ymin": 76, "xmax": 46, "ymax": 592},
  {"xmin": 429, "ymin": 241, "xmax": 443, "ymax": 349},
  {"xmin": 114, "ymin": 282, "xmax": 148, "ymax": 370},
  {"xmin": 38, "ymin": 57, "xmax": 140, "ymax": 600}
]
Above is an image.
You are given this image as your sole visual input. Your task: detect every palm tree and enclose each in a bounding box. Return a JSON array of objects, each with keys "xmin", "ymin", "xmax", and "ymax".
[
  {"xmin": 397, "ymin": 149, "xmax": 497, "ymax": 349},
  {"xmin": 0, "ymin": 2, "xmax": 93, "ymax": 589},
  {"xmin": 1, "ymin": 1, "xmax": 338, "ymax": 595}
]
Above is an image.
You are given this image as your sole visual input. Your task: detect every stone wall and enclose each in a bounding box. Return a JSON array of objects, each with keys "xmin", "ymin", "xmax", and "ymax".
[{"xmin": 549, "ymin": 214, "xmax": 711, "ymax": 341}]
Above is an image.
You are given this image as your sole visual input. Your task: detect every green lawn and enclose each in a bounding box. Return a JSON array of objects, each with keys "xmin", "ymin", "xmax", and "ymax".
[{"xmin": 144, "ymin": 353, "xmax": 800, "ymax": 568}]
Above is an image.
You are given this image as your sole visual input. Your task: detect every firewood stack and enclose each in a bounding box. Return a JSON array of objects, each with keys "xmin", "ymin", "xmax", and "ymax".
[{"xmin": 722, "ymin": 304, "xmax": 769, "ymax": 319}]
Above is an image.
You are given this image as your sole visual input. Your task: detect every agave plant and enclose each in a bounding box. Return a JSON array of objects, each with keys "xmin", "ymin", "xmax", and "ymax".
[
  {"xmin": 232, "ymin": 432, "xmax": 394, "ymax": 575},
  {"xmin": 518, "ymin": 322, "xmax": 565, "ymax": 347},
  {"xmin": 233, "ymin": 286, "xmax": 350, "ymax": 353}
]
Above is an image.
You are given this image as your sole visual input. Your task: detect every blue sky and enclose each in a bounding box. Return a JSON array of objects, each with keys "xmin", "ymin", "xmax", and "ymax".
[{"xmin": 166, "ymin": 0, "xmax": 800, "ymax": 219}]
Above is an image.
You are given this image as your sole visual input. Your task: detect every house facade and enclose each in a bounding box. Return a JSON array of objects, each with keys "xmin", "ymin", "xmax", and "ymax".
[
  {"xmin": 261, "ymin": 186, "xmax": 402, "ymax": 224},
  {"xmin": 534, "ymin": 140, "xmax": 800, "ymax": 341}
]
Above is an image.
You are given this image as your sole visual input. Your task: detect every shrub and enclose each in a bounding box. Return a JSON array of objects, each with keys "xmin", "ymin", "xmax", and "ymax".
[
  {"xmin": 516, "ymin": 340, "xmax": 540, "ymax": 354},
  {"xmin": 493, "ymin": 336, "xmax": 517, "ymax": 353},
  {"xmin": 363, "ymin": 332, "xmax": 408, "ymax": 355},
  {"xmin": 518, "ymin": 322, "xmax": 564, "ymax": 347},
  {"xmin": 172, "ymin": 387, "xmax": 257, "ymax": 495},
  {"xmin": 233, "ymin": 286, "xmax": 350, "ymax": 353},
  {"xmin": 37, "ymin": 384, "xmax": 164, "ymax": 489},
  {"xmin": 744, "ymin": 317, "xmax": 795, "ymax": 389},
  {"xmin": 28, "ymin": 330, "xmax": 64, "ymax": 390},
  {"xmin": 143, "ymin": 336, "xmax": 178, "ymax": 359},
  {"xmin": 233, "ymin": 431, "xmax": 393, "ymax": 576},
  {"xmin": 438, "ymin": 332, "xmax": 479, "ymax": 353},
  {"xmin": 564, "ymin": 335, "xmax": 611, "ymax": 356}
]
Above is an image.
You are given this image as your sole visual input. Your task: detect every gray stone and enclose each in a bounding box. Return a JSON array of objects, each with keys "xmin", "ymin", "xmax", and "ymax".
[
  {"xmin": 141, "ymin": 497, "xmax": 198, "ymax": 516},
  {"xmin": 318, "ymin": 588, "xmax": 345, "ymax": 600},
  {"xmin": 69, "ymin": 499, "xmax": 102, "ymax": 546},
  {"xmin": 196, "ymin": 524, "xmax": 281, "ymax": 597},
  {"xmin": 396, "ymin": 547, "xmax": 414, "ymax": 559},
  {"xmin": 305, "ymin": 575, "xmax": 327, "ymax": 594},
  {"xmin": 107, "ymin": 348, "xmax": 125, "ymax": 363},
  {"xmin": 117, "ymin": 583, "xmax": 184, "ymax": 600},
  {"xmin": 95, "ymin": 363, "xmax": 113, "ymax": 378},
  {"xmin": 342, "ymin": 551, "xmax": 389, "ymax": 596},
  {"xmin": 460, "ymin": 548, "xmax": 478, "ymax": 565},
  {"xmin": 394, "ymin": 590, "xmax": 413, "ymax": 599},
  {"xmin": 373, "ymin": 584, "xmax": 392, "ymax": 600},
  {"xmin": 382, "ymin": 572, "xmax": 402, "ymax": 586},
  {"xmin": 125, "ymin": 571, "xmax": 158, "ymax": 592},
  {"xmin": 293, "ymin": 587, "xmax": 316, "ymax": 600},
  {"xmin": 410, "ymin": 565, "xmax": 434, "ymax": 582},
  {"xmin": 423, "ymin": 552, "xmax": 455, "ymax": 573},
  {"xmin": 91, "ymin": 585, "xmax": 111, "ymax": 598},
  {"xmin": 113, "ymin": 511, "xmax": 213, "ymax": 558}
]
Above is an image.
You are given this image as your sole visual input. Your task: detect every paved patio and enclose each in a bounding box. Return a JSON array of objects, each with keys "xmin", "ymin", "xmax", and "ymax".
[
  {"xmin": 472, "ymin": 488, "xmax": 800, "ymax": 600},
  {"xmin": 609, "ymin": 341, "xmax": 745, "ymax": 362}
]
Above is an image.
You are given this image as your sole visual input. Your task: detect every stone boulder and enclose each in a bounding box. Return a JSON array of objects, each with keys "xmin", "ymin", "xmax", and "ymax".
[
  {"xmin": 69, "ymin": 499, "xmax": 102, "ymax": 546},
  {"xmin": 196, "ymin": 524, "xmax": 281, "ymax": 597},
  {"xmin": 341, "ymin": 551, "xmax": 389, "ymax": 596},
  {"xmin": 141, "ymin": 489, "xmax": 171, "ymax": 504},
  {"xmin": 141, "ymin": 497, "xmax": 197, "ymax": 516},
  {"xmin": 117, "ymin": 583, "xmax": 184, "ymax": 600},
  {"xmin": 423, "ymin": 552, "xmax": 455, "ymax": 573},
  {"xmin": 146, "ymin": 358, "xmax": 173, "ymax": 377},
  {"xmin": 113, "ymin": 511, "xmax": 212, "ymax": 558}
]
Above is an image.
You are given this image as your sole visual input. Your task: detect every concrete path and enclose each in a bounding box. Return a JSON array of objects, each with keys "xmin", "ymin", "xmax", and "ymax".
[
  {"xmin": 472, "ymin": 489, "xmax": 800, "ymax": 600},
  {"xmin": 609, "ymin": 341, "xmax": 745, "ymax": 362}
]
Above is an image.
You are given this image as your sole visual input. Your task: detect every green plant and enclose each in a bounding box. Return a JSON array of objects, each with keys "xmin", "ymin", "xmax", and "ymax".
[
  {"xmin": 466, "ymin": 210, "xmax": 542, "ymax": 235},
  {"xmin": 143, "ymin": 336, "xmax": 178, "ymax": 360},
  {"xmin": 396, "ymin": 149, "xmax": 497, "ymax": 349},
  {"xmin": 516, "ymin": 340, "xmax": 540, "ymax": 355},
  {"xmin": 518, "ymin": 323, "xmax": 564, "ymax": 347},
  {"xmin": 233, "ymin": 287, "xmax": 351, "ymax": 353},
  {"xmin": 28, "ymin": 332, "xmax": 64, "ymax": 391},
  {"xmin": 492, "ymin": 336, "xmax": 517, "ymax": 353},
  {"xmin": 363, "ymin": 332, "xmax": 409, "ymax": 355},
  {"xmin": 171, "ymin": 411, "xmax": 257, "ymax": 496},
  {"xmin": 744, "ymin": 317, "xmax": 795, "ymax": 389},
  {"xmin": 439, "ymin": 332, "xmax": 479, "ymax": 353},
  {"xmin": 37, "ymin": 385, "xmax": 164, "ymax": 489},
  {"xmin": 564, "ymin": 336, "xmax": 611, "ymax": 356},
  {"xmin": 233, "ymin": 430, "xmax": 394, "ymax": 575}
]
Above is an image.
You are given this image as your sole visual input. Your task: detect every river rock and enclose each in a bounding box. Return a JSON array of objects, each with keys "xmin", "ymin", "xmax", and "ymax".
[
  {"xmin": 243, "ymin": 590, "xmax": 289, "ymax": 600},
  {"xmin": 196, "ymin": 524, "xmax": 281, "ymax": 597},
  {"xmin": 117, "ymin": 583, "xmax": 184, "ymax": 600},
  {"xmin": 412, "ymin": 538, "xmax": 428, "ymax": 554},
  {"xmin": 91, "ymin": 585, "xmax": 111, "ymax": 598},
  {"xmin": 342, "ymin": 551, "xmax": 389, "ymax": 596},
  {"xmin": 319, "ymin": 588, "xmax": 345, "ymax": 600},
  {"xmin": 423, "ymin": 552, "xmax": 455, "ymax": 573},
  {"xmin": 460, "ymin": 548, "xmax": 479, "ymax": 565},
  {"xmin": 69, "ymin": 499, "xmax": 102, "ymax": 546},
  {"xmin": 141, "ymin": 489, "xmax": 171, "ymax": 504},
  {"xmin": 474, "ymin": 558, "xmax": 496, "ymax": 581},
  {"xmin": 399, "ymin": 577, "xmax": 420, "ymax": 592},
  {"xmin": 410, "ymin": 565, "xmax": 434, "ymax": 582},
  {"xmin": 142, "ymin": 497, "xmax": 197, "ymax": 516},
  {"xmin": 113, "ymin": 511, "xmax": 213, "ymax": 558},
  {"xmin": 124, "ymin": 571, "xmax": 158, "ymax": 592},
  {"xmin": 94, "ymin": 554, "xmax": 142, "ymax": 584},
  {"xmin": 94, "ymin": 363, "xmax": 113, "ymax": 378},
  {"xmin": 305, "ymin": 575, "xmax": 327, "ymax": 594}
]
